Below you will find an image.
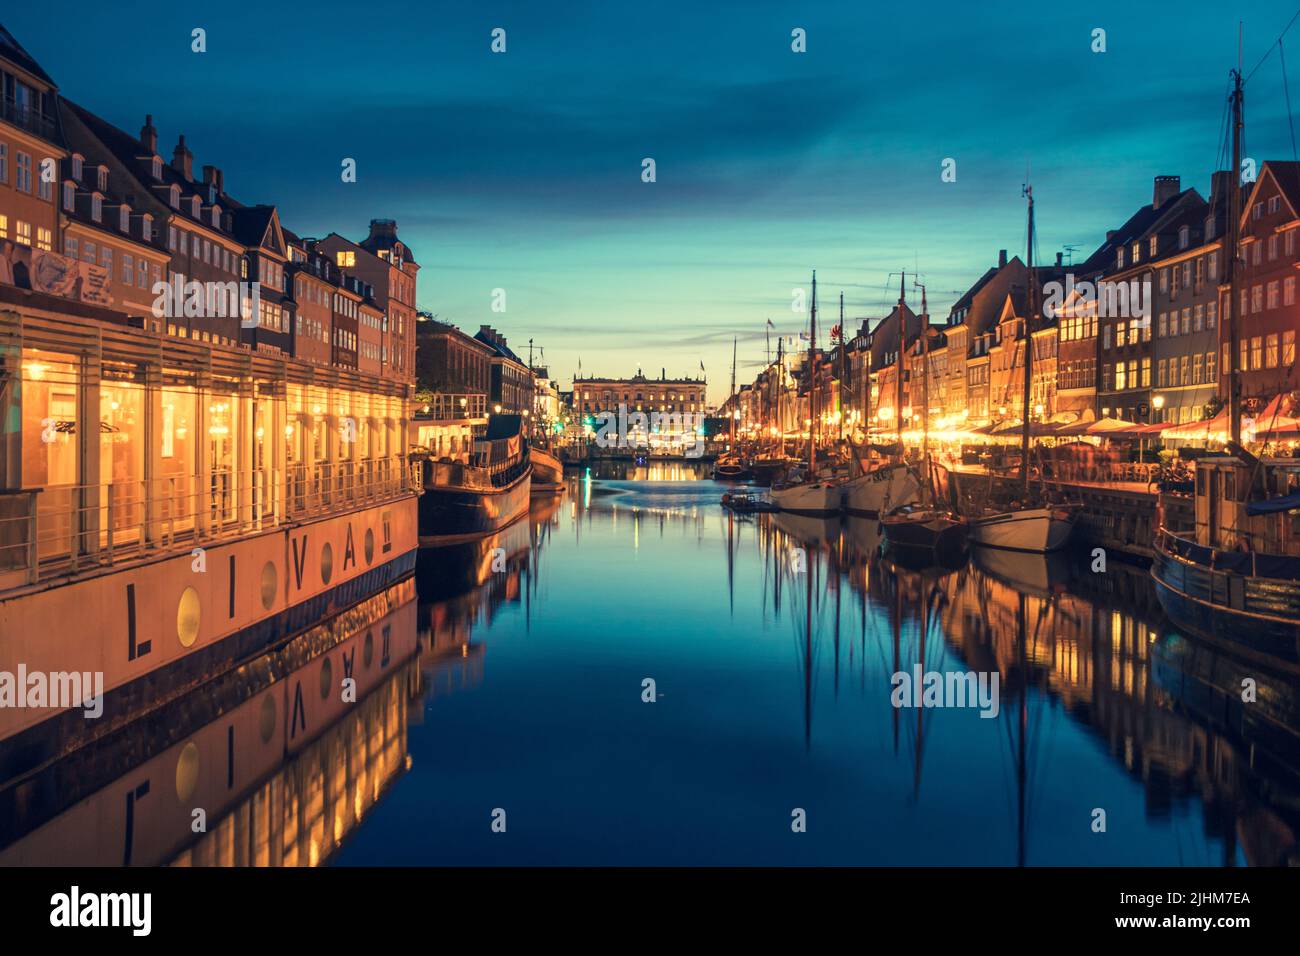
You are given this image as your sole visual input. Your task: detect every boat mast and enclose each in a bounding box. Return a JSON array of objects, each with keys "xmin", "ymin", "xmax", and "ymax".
[
  {"xmin": 729, "ymin": 335, "xmax": 737, "ymax": 453},
  {"xmin": 838, "ymin": 292, "xmax": 846, "ymax": 444},
  {"xmin": 895, "ymin": 272, "xmax": 906, "ymax": 460},
  {"xmin": 920, "ymin": 281, "xmax": 930, "ymax": 476},
  {"xmin": 1021, "ymin": 185, "xmax": 1035, "ymax": 498},
  {"xmin": 809, "ymin": 270, "xmax": 818, "ymax": 474},
  {"xmin": 1226, "ymin": 53, "xmax": 1245, "ymax": 445},
  {"xmin": 776, "ymin": 336, "xmax": 784, "ymax": 457}
]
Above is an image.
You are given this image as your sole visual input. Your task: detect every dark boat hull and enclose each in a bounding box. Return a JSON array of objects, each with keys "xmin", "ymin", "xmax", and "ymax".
[
  {"xmin": 418, "ymin": 470, "xmax": 531, "ymax": 546},
  {"xmin": 1151, "ymin": 545, "xmax": 1300, "ymax": 663},
  {"xmin": 881, "ymin": 514, "xmax": 968, "ymax": 562}
]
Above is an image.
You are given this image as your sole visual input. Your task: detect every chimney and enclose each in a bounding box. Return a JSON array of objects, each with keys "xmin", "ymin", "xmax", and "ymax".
[
  {"xmin": 202, "ymin": 165, "xmax": 224, "ymax": 195},
  {"xmin": 1153, "ymin": 174, "xmax": 1180, "ymax": 210},
  {"xmin": 172, "ymin": 135, "xmax": 193, "ymax": 181},
  {"xmin": 998, "ymin": 249, "xmax": 1007, "ymax": 268},
  {"xmin": 1055, "ymin": 251, "xmax": 1063, "ymax": 267},
  {"xmin": 367, "ymin": 219, "xmax": 398, "ymax": 242},
  {"xmin": 140, "ymin": 114, "xmax": 157, "ymax": 153},
  {"xmin": 1106, "ymin": 230, "xmax": 1117, "ymax": 242},
  {"xmin": 1210, "ymin": 169, "xmax": 1232, "ymax": 205}
]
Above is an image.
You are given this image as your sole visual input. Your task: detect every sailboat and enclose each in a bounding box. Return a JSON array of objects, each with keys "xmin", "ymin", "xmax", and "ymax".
[
  {"xmin": 966, "ymin": 186, "xmax": 1078, "ymax": 553},
  {"xmin": 713, "ymin": 336, "xmax": 752, "ymax": 481},
  {"xmin": 749, "ymin": 335, "xmax": 798, "ymax": 486},
  {"xmin": 843, "ymin": 276, "xmax": 923, "ymax": 516},
  {"xmin": 1151, "ymin": 65, "xmax": 1300, "ymax": 662},
  {"xmin": 772, "ymin": 271, "xmax": 843, "ymax": 516},
  {"xmin": 881, "ymin": 274, "xmax": 969, "ymax": 560}
]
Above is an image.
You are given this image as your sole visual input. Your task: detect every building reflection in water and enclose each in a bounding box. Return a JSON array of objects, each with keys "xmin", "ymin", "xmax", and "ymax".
[
  {"xmin": 0, "ymin": 496, "xmax": 562, "ymax": 866},
  {"xmin": 722, "ymin": 505, "xmax": 1300, "ymax": 867}
]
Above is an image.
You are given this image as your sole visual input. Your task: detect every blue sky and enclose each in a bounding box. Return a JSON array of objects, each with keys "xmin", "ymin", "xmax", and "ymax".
[{"xmin": 11, "ymin": 2, "xmax": 1300, "ymax": 401}]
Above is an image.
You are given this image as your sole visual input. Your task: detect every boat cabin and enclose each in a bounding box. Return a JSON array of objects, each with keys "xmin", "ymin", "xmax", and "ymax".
[{"xmin": 1191, "ymin": 455, "xmax": 1300, "ymax": 554}]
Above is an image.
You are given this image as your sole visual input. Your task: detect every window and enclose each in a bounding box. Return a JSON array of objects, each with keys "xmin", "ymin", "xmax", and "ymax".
[
  {"xmin": 1208, "ymin": 251, "xmax": 1218, "ymax": 280},
  {"xmin": 1132, "ymin": 241, "xmax": 1141, "ymax": 263},
  {"xmin": 1115, "ymin": 362, "xmax": 1127, "ymax": 391},
  {"xmin": 1117, "ymin": 248, "xmax": 1125, "ymax": 269},
  {"xmin": 1141, "ymin": 357, "xmax": 1151, "ymax": 387},
  {"xmin": 1157, "ymin": 312, "xmax": 1167, "ymax": 337},
  {"xmin": 64, "ymin": 236, "xmax": 76, "ymax": 257},
  {"xmin": 1269, "ymin": 235, "xmax": 1279, "ymax": 260},
  {"xmin": 62, "ymin": 182, "xmax": 74, "ymax": 210},
  {"xmin": 119, "ymin": 206, "xmax": 129, "ymax": 231},
  {"xmin": 1268, "ymin": 195, "xmax": 1281, "ymax": 214},
  {"xmin": 1157, "ymin": 358, "xmax": 1167, "ymax": 387},
  {"xmin": 15, "ymin": 152, "xmax": 32, "ymax": 193},
  {"xmin": 1159, "ymin": 269, "xmax": 1168, "ymax": 292},
  {"xmin": 1252, "ymin": 285, "xmax": 1263, "ymax": 314},
  {"xmin": 91, "ymin": 195, "xmax": 102, "ymax": 221},
  {"xmin": 1181, "ymin": 308, "xmax": 1191, "ymax": 335},
  {"xmin": 1102, "ymin": 325, "xmax": 1111, "ymax": 350},
  {"xmin": 1268, "ymin": 333, "xmax": 1280, "ymax": 368},
  {"xmin": 169, "ymin": 226, "xmax": 177, "ymax": 251},
  {"xmin": 141, "ymin": 216, "xmax": 152, "ymax": 241},
  {"xmin": 1116, "ymin": 321, "xmax": 1127, "ymax": 347},
  {"xmin": 122, "ymin": 253, "xmax": 133, "ymax": 284},
  {"xmin": 1194, "ymin": 305, "xmax": 1204, "ymax": 331},
  {"xmin": 1287, "ymin": 277, "xmax": 1297, "ymax": 306},
  {"xmin": 0, "ymin": 143, "xmax": 6, "ymax": 183},
  {"xmin": 138, "ymin": 259, "xmax": 148, "ymax": 288},
  {"xmin": 169, "ymin": 185, "xmax": 180, "ymax": 208},
  {"xmin": 1208, "ymin": 300, "xmax": 1217, "ymax": 327},
  {"xmin": 37, "ymin": 164, "xmax": 52, "ymax": 201},
  {"xmin": 1253, "ymin": 202, "xmax": 1263, "ymax": 220},
  {"xmin": 1285, "ymin": 330, "xmax": 1296, "ymax": 366},
  {"xmin": 1252, "ymin": 241, "xmax": 1261, "ymax": 265},
  {"xmin": 97, "ymin": 167, "xmax": 108, "ymax": 191},
  {"xmin": 71, "ymin": 154, "xmax": 83, "ymax": 180},
  {"xmin": 1251, "ymin": 335, "xmax": 1263, "ymax": 370},
  {"xmin": 1207, "ymin": 349, "xmax": 1216, "ymax": 382},
  {"xmin": 1268, "ymin": 280, "xmax": 1280, "ymax": 310},
  {"xmin": 336, "ymin": 250, "xmax": 355, "ymax": 268},
  {"xmin": 35, "ymin": 227, "xmax": 51, "ymax": 251},
  {"xmin": 100, "ymin": 246, "xmax": 111, "ymax": 271},
  {"xmin": 1179, "ymin": 355, "xmax": 1189, "ymax": 386},
  {"xmin": 151, "ymin": 157, "xmax": 162, "ymax": 179},
  {"xmin": 1288, "ymin": 230, "xmax": 1296, "ymax": 257},
  {"xmin": 1149, "ymin": 236, "xmax": 1158, "ymax": 257},
  {"xmin": 1192, "ymin": 353, "xmax": 1203, "ymax": 385},
  {"xmin": 15, "ymin": 221, "xmax": 31, "ymax": 246},
  {"xmin": 1179, "ymin": 225, "xmax": 1189, "ymax": 249}
]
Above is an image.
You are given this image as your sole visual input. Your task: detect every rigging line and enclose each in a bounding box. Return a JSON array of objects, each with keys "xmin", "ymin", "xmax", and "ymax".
[
  {"xmin": 1245, "ymin": 7, "xmax": 1300, "ymax": 84},
  {"xmin": 1283, "ymin": 39, "xmax": 1300, "ymax": 160}
]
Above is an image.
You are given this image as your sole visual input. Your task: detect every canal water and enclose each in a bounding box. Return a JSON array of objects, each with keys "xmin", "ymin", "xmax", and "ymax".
[{"xmin": 4, "ymin": 465, "xmax": 1299, "ymax": 866}]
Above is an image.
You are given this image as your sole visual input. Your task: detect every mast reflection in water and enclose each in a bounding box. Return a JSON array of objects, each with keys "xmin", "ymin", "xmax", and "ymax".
[{"xmin": 4, "ymin": 469, "xmax": 1298, "ymax": 865}]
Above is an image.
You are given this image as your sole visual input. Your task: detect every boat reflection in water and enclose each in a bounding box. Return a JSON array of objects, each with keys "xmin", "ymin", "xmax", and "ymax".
[
  {"xmin": 0, "ymin": 497, "xmax": 562, "ymax": 867},
  {"xmin": 731, "ymin": 501, "xmax": 1300, "ymax": 865}
]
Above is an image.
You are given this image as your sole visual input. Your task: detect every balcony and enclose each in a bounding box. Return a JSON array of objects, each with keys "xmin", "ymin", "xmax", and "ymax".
[{"xmin": 0, "ymin": 98, "xmax": 58, "ymax": 143}]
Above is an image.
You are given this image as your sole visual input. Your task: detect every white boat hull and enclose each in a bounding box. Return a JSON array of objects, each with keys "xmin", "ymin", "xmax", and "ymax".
[
  {"xmin": 842, "ymin": 463, "xmax": 922, "ymax": 516},
  {"xmin": 970, "ymin": 507, "xmax": 1075, "ymax": 553},
  {"xmin": 771, "ymin": 481, "xmax": 842, "ymax": 516}
]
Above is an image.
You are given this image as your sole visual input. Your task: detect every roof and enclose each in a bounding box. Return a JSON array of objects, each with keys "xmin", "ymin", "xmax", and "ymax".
[{"xmin": 0, "ymin": 24, "xmax": 56, "ymax": 87}]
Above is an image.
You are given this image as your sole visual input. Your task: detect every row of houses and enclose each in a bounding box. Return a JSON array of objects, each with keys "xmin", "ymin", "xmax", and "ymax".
[
  {"xmin": 0, "ymin": 24, "xmax": 419, "ymax": 382},
  {"xmin": 732, "ymin": 169, "xmax": 1300, "ymax": 441}
]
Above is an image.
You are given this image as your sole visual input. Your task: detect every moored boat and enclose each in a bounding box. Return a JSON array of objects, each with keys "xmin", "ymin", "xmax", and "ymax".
[
  {"xmin": 771, "ymin": 477, "xmax": 842, "ymax": 516},
  {"xmin": 969, "ymin": 504, "xmax": 1077, "ymax": 552},
  {"xmin": 880, "ymin": 504, "xmax": 969, "ymax": 561},
  {"xmin": 529, "ymin": 445, "xmax": 565, "ymax": 495},
  {"xmin": 842, "ymin": 460, "xmax": 922, "ymax": 517},
  {"xmin": 417, "ymin": 414, "xmax": 531, "ymax": 546},
  {"xmin": 713, "ymin": 455, "xmax": 752, "ymax": 481}
]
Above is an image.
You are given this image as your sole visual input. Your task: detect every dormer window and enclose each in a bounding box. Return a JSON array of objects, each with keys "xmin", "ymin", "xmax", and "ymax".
[
  {"xmin": 1178, "ymin": 225, "xmax": 1189, "ymax": 250},
  {"xmin": 1117, "ymin": 247, "xmax": 1125, "ymax": 269},
  {"xmin": 119, "ymin": 205, "xmax": 130, "ymax": 231},
  {"xmin": 211, "ymin": 204, "xmax": 220, "ymax": 227},
  {"xmin": 151, "ymin": 156, "xmax": 162, "ymax": 180},
  {"xmin": 62, "ymin": 182, "xmax": 74, "ymax": 211},
  {"xmin": 190, "ymin": 195, "xmax": 200, "ymax": 218},
  {"xmin": 1206, "ymin": 214, "xmax": 1216, "ymax": 238},
  {"xmin": 1131, "ymin": 241, "xmax": 1141, "ymax": 263},
  {"xmin": 141, "ymin": 214, "xmax": 153, "ymax": 241},
  {"xmin": 71, "ymin": 154, "xmax": 83, "ymax": 180},
  {"xmin": 97, "ymin": 166, "xmax": 108, "ymax": 191},
  {"xmin": 91, "ymin": 194, "xmax": 102, "ymax": 222},
  {"xmin": 1149, "ymin": 236, "xmax": 1158, "ymax": 257},
  {"xmin": 169, "ymin": 184, "xmax": 179, "ymax": 208}
]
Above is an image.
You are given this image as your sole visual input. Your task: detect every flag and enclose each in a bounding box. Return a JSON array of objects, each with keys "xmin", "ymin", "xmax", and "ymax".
[
  {"xmin": 699, "ymin": 359, "xmax": 705, "ymax": 373},
  {"xmin": 766, "ymin": 318, "xmax": 775, "ymax": 329},
  {"xmin": 831, "ymin": 324, "xmax": 842, "ymax": 344}
]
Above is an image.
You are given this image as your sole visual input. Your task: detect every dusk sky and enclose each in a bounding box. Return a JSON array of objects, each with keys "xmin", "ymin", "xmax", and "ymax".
[{"xmin": 12, "ymin": 2, "xmax": 1300, "ymax": 402}]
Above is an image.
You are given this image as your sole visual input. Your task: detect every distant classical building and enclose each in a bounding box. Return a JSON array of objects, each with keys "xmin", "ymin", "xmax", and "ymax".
[{"xmin": 572, "ymin": 371, "xmax": 706, "ymax": 418}]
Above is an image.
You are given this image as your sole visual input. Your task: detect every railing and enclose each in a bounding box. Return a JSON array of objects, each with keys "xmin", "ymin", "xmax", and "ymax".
[
  {"xmin": 0, "ymin": 455, "xmax": 421, "ymax": 586},
  {"xmin": 0, "ymin": 98, "xmax": 59, "ymax": 142}
]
